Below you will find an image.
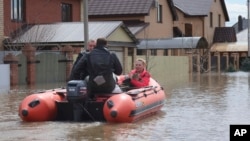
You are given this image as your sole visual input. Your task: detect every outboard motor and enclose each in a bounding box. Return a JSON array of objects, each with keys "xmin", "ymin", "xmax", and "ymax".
[
  {"xmin": 66, "ymin": 80, "xmax": 88, "ymax": 121},
  {"xmin": 67, "ymin": 80, "xmax": 88, "ymax": 103}
]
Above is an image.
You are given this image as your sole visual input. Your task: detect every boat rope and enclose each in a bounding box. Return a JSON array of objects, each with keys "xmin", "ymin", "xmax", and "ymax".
[
  {"xmin": 126, "ymin": 86, "xmax": 154, "ymax": 95},
  {"xmin": 132, "ymin": 89, "xmax": 161, "ymax": 100},
  {"xmin": 131, "ymin": 86, "xmax": 162, "ymax": 100}
]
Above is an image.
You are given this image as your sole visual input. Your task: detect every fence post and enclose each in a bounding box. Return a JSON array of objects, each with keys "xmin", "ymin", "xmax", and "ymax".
[
  {"xmin": 61, "ymin": 45, "xmax": 74, "ymax": 81},
  {"xmin": 22, "ymin": 44, "xmax": 36, "ymax": 85},
  {"xmin": 4, "ymin": 53, "xmax": 18, "ymax": 87}
]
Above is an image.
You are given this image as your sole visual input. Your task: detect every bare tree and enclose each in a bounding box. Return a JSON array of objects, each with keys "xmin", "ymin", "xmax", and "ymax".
[
  {"xmin": 4, "ymin": 24, "xmax": 56, "ymax": 51},
  {"xmin": 3, "ymin": 0, "xmax": 55, "ymax": 51}
]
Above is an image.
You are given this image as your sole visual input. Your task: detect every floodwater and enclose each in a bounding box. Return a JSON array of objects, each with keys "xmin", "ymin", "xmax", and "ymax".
[{"xmin": 0, "ymin": 72, "xmax": 250, "ymax": 141}]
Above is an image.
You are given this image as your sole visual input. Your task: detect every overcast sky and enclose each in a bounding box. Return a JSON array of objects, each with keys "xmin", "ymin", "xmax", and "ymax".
[{"xmin": 225, "ymin": 0, "xmax": 248, "ymax": 26}]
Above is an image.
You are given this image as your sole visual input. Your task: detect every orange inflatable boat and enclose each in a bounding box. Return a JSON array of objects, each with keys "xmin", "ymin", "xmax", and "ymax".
[{"xmin": 18, "ymin": 76, "xmax": 166, "ymax": 123}]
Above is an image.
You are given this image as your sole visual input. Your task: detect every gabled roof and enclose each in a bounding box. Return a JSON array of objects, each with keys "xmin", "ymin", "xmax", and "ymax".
[
  {"xmin": 173, "ymin": 0, "xmax": 229, "ymax": 21},
  {"xmin": 88, "ymin": 0, "xmax": 178, "ymax": 21},
  {"xmin": 211, "ymin": 27, "xmax": 248, "ymax": 52},
  {"xmin": 123, "ymin": 20, "xmax": 149, "ymax": 35},
  {"xmin": 127, "ymin": 23, "xmax": 149, "ymax": 35},
  {"xmin": 213, "ymin": 27, "xmax": 236, "ymax": 43},
  {"xmin": 10, "ymin": 21, "xmax": 138, "ymax": 45},
  {"xmin": 173, "ymin": 0, "xmax": 211, "ymax": 16},
  {"xmin": 137, "ymin": 37, "xmax": 208, "ymax": 49},
  {"xmin": 88, "ymin": 0, "xmax": 154, "ymax": 16}
]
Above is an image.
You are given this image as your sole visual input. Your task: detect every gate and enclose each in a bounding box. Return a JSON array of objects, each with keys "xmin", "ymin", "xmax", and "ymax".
[
  {"xmin": 17, "ymin": 54, "xmax": 27, "ymax": 85},
  {"xmin": 35, "ymin": 52, "xmax": 66, "ymax": 84}
]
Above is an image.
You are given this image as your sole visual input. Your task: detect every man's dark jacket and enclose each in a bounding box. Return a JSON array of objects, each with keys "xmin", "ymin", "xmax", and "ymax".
[
  {"xmin": 71, "ymin": 46, "xmax": 122, "ymax": 94},
  {"xmin": 69, "ymin": 51, "xmax": 89, "ymax": 80}
]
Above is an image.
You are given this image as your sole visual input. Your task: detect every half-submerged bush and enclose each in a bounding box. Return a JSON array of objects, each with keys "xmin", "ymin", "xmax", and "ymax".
[
  {"xmin": 241, "ymin": 57, "xmax": 250, "ymax": 72},
  {"xmin": 226, "ymin": 63, "xmax": 236, "ymax": 72}
]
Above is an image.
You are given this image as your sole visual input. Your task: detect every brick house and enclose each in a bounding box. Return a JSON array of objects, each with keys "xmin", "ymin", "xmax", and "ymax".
[
  {"xmin": 0, "ymin": 0, "xmax": 83, "ymax": 86},
  {"xmin": 210, "ymin": 16, "xmax": 249, "ymax": 72},
  {"xmin": 87, "ymin": 0, "xmax": 229, "ymax": 72},
  {"xmin": 0, "ymin": 0, "xmax": 231, "ymax": 86},
  {"xmin": 88, "ymin": 0, "xmax": 229, "ymax": 47},
  {"xmin": 0, "ymin": 0, "xmax": 138, "ymax": 86},
  {"xmin": 1, "ymin": 0, "xmax": 82, "ymax": 50},
  {"xmin": 173, "ymin": 0, "xmax": 230, "ymax": 72}
]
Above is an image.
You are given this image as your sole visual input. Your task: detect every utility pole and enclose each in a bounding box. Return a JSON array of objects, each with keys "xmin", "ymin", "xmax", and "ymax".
[
  {"xmin": 248, "ymin": 0, "xmax": 250, "ymax": 56},
  {"xmin": 84, "ymin": 0, "xmax": 89, "ymax": 50}
]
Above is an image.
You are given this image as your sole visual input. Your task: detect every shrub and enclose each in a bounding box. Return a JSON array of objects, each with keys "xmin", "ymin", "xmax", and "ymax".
[
  {"xmin": 241, "ymin": 57, "xmax": 250, "ymax": 72},
  {"xmin": 226, "ymin": 63, "xmax": 236, "ymax": 72}
]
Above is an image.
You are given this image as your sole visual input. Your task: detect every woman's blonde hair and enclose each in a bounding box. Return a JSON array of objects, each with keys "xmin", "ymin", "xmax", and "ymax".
[{"xmin": 136, "ymin": 58, "xmax": 146, "ymax": 67}]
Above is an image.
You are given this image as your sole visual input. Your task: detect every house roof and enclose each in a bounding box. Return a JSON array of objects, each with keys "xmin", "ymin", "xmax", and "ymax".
[
  {"xmin": 127, "ymin": 24, "xmax": 149, "ymax": 35},
  {"xmin": 211, "ymin": 28, "xmax": 248, "ymax": 52},
  {"xmin": 213, "ymin": 27, "xmax": 236, "ymax": 43},
  {"xmin": 88, "ymin": 0, "xmax": 154, "ymax": 16},
  {"xmin": 123, "ymin": 21, "xmax": 150, "ymax": 35},
  {"xmin": 173, "ymin": 0, "xmax": 229, "ymax": 21},
  {"xmin": 210, "ymin": 42, "xmax": 248, "ymax": 52},
  {"xmin": 137, "ymin": 37, "xmax": 208, "ymax": 49},
  {"xmin": 88, "ymin": 0, "xmax": 178, "ymax": 21},
  {"xmin": 10, "ymin": 21, "xmax": 137, "ymax": 46}
]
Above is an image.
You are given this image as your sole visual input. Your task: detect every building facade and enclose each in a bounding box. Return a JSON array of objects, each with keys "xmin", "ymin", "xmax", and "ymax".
[{"xmin": 1, "ymin": 0, "xmax": 81, "ymax": 50}]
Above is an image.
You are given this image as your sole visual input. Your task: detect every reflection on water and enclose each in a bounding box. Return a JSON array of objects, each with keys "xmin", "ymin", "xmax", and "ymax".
[{"xmin": 0, "ymin": 72, "xmax": 249, "ymax": 141}]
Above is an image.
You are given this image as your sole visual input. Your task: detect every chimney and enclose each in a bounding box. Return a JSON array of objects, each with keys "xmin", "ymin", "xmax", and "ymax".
[{"xmin": 238, "ymin": 15, "xmax": 243, "ymax": 32}]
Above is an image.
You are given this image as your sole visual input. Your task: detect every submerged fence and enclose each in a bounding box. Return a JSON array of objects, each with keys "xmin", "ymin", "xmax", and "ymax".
[{"xmin": 0, "ymin": 64, "xmax": 10, "ymax": 93}]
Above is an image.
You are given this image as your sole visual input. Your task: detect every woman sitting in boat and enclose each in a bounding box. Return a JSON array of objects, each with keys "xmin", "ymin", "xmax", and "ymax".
[{"xmin": 124, "ymin": 58, "xmax": 151, "ymax": 88}]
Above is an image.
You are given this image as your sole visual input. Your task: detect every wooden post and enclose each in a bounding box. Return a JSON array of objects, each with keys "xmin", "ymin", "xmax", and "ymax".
[
  {"xmin": 189, "ymin": 54, "xmax": 193, "ymax": 73},
  {"xmin": 226, "ymin": 53, "xmax": 229, "ymax": 70},
  {"xmin": 197, "ymin": 54, "xmax": 200, "ymax": 73},
  {"xmin": 61, "ymin": 45, "xmax": 74, "ymax": 81},
  {"xmin": 236, "ymin": 53, "xmax": 240, "ymax": 70},
  {"xmin": 217, "ymin": 52, "xmax": 221, "ymax": 73},
  {"xmin": 208, "ymin": 52, "xmax": 211, "ymax": 73},
  {"xmin": 132, "ymin": 47, "xmax": 137, "ymax": 71},
  {"xmin": 123, "ymin": 47, "xmax": 128, "ymax": 74}
]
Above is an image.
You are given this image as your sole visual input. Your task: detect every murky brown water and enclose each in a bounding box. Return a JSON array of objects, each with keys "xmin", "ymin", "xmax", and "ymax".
[{"xmin": 0, "ymin": 72, "xmax": 250, "ymax": 141}]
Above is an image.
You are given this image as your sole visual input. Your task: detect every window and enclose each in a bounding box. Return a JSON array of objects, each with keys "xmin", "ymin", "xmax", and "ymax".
[
  {"xmin": 61, "ymin": 3, "xmax": 72, "ymax": 22},
  {"xmin": 210, "ymin": 12, "xmax": 213, "ymax": 27},
  {"xmin": 164, "ymin": 49, "xmax": 168, "ymax": 56},
  {"xmin": 11, "ymin": 0, "xmax": 25, "ymax": 21},
  {"xmin": 157, "ymin": 5, "xmax": 162, "ymax": 23},
  {"xmin": 185, "ymin": 23, "xmax": 192, "ymax": 37}
]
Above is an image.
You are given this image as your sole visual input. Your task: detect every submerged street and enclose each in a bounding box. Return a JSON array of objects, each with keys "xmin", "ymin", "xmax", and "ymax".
[{"xmin": 0, "ymin": 72, "xmax": 249, "ymax": 141}]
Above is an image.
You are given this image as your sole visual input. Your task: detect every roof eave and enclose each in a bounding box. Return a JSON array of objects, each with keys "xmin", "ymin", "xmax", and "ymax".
[
  {"xmin": 221, "ymin": 0, "xmax": 230, "ymax": 21},
  {"xmin": 167, "ymin": 0, "xmax": 178, "ymax": 21}
]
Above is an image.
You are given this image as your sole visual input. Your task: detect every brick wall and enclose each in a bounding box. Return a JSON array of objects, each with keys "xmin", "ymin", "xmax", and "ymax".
[
  {"xmin": 4, "ymin": 0, "xmax": 81, "ymax": 38},
  {"xmin": 0, "ymin": 0, "xmax": 3, "ymax": 50}
]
